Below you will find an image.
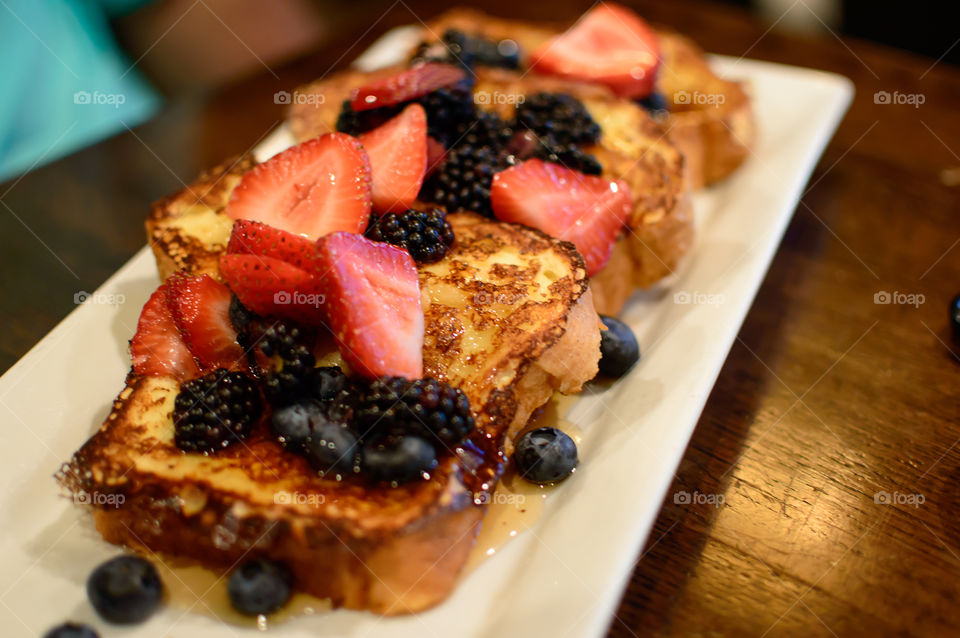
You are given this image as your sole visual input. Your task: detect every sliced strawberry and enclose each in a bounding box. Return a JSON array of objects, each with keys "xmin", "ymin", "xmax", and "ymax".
[
  {"xmin": 225, "ymin": 133, "xmax": 372, "ymax": 241},
  {"xmin": 425, "ymin": 135, "xmax": 447, "ymax": 178},
  {"xmin": 131, "ymin": 283, "xmax": 200, "ymax": 381},
  {"xmin": 530, "ymin": 3, "xmax": 661, "ymax": 99},
  {"xmin": 166, "ymin": 273, "xmax": 247, "ymax": 372},
  {"xmin": 490, "ymin": 159, "xmax": 632, "ymax": 276},
  {"xmin": 314, "ymin": 233, "xmax": 423, "ymax": 380},
  {"xmin": 359, "ymin": 103, "xmax": 427, "ymax": 214},
  {"xmin": 226, "ymin": 219, "xmax": 317, "ymax": 271},
  {"xmin": 349, "ymin": 63, "xmax": 466, "ymax": 112},
  {"xmin": 220, "ymin": 253, "xmax": 326, "ymax": 324}
]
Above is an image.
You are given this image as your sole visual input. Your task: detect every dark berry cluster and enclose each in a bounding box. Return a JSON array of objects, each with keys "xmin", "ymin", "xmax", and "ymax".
[
  {"xmin": 259, "ymin": 322, "xmax": 316, "ymax": 406},
  {"xmin": 365, "ymin": 208, "xmax": 455, "ymax": 264},
  {"xmin": 422, "ymin": 142, "xmax": 504, "ymax": 217},
  {"xmin": 514, "ymin": 92, "xmax": 602, "ymax": 147},
  {"xmin": 410, "ymin": 29, "xmax": 520, "ymax": 70},
  {"xmin": 173, "ymin": 369, "xmax": 262, "ymax": 453},
  {"xmin": 355, "ymin": 376, "xmax": 475, "ymax": 448}
]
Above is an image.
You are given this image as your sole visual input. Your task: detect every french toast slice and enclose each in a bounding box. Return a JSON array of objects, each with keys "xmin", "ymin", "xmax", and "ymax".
[
  {"xmin": 287, "ymin": 66, "xmax": 692, "ymax": 315},
  {"xmin": 60, "ymin": 211, "xmax": 600, "ymax": 615},
  {"xmin": 412, "ymin": 7, "xmax": 754, "ymax": 188}
]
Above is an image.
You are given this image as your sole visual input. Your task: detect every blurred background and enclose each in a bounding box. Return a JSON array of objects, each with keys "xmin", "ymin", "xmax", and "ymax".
[{"xmin": 1, "ymin": 0, "xmax": 956, "ymax": 182}]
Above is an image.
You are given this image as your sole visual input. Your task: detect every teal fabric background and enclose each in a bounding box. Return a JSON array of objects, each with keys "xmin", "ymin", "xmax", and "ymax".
[{"xmin": 0, "ymin": 0, "xmax": 160, "ymax": 181}]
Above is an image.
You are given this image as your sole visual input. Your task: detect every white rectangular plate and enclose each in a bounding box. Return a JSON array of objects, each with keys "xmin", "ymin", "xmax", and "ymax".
[{"xmin": 0, "ymin": 25, "xmax": 852, "ymax": 638}]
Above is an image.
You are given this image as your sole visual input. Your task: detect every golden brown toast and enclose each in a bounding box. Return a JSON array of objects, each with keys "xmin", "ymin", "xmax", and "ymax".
[
  {"xmin": 415, "ymin": 7, "xmax": 755, "ymax": 188},
  {"xmin": 287, "ymin": 65, "xmax": 693, "ymax": 315},
  {"xmin": 60, "ymin": 212, "xmax": 601, "ymax": 614}
]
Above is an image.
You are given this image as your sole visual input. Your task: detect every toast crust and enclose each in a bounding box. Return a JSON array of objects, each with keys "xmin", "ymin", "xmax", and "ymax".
[{"xmin": 60, "ymin": 213, "xmax": 600, "ymax": 614}]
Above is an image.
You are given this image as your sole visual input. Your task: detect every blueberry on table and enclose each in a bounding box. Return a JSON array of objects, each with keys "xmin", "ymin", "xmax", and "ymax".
[
  {"xmin": 228, "ymin": 558, "xmax": 293, "ymax": 616},
  {"xmin": 43, "ymin": 623, "xmax": 99, "ymax": 638},
  {"xmin": 598, "ymin": 315, "xmax": 641, "ymax": 378},
  {"xmin": 950, "ymin": 295, "xmax": 960, "ymax": 341},
  {"xmin": 514, "ymin": 427, "xmax": 579, "ymax": 484},
  {"xmin": 86, "ymin": 555, "xmax": 163, "ymax": 624}
]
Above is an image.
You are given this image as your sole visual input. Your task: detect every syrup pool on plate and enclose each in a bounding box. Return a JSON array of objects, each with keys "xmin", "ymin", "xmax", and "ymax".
[{"xmin": 466, "ymin": 393, "xmax": 581, "ymax": 570}]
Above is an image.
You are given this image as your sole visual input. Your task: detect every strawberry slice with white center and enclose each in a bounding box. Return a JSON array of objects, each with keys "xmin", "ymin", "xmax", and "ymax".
[
  {"xmin": 530, "ymin": 3, "xmax": 661, "ymax": 99},
  {"xmin": 358, "ymin": 103, "xmax": 427, "ymax": 214},
  {"xmin": 225, "ymin": 133, "xmax": 372, "ymax": 240},
  {"xmin": 490, "ymin": 159, "xmax": 632, "ymax": 276},
  {"xmin": 226, "ymin": 219, "xmax": 317, "ymax": 270},
  {"xmin": 166, "ymin": 273, "xmax": 248, "ymax": 372},
  {"xmin": 131, "ymin": 283, "xmax": 200, "ymax": 381},
  {"xmin": 220, "ymin": 253, "xmax": 326, "ymax": 324},
  {"xmin": 315, "ymin": 232, "xmax": 423, "ymax": 380},
  {"xmin": 349, "ymin": 63, "xmax": 466, "ymax": 112}
]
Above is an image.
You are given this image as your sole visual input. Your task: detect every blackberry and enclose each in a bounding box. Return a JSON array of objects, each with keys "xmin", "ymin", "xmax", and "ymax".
[
  {"xmin": 354, "ymin": 376, "xmax": 475, "ymax": 448},
  {"xmin": 335, "ymin": 100, "xmax": 401, "ymax": 136},
  {"xmin": 174, "ymin": 370, "xmax": 262, "ymax": 453},
  {"xmin": 228, "ymin": 295, "xmax": 257, "ymax": 332},
  {"xmin": 365, "ymin": 208, "xmax": 455, "ymax": 264},
  {"xmin": 452, "ymin": 109, "xmax": 512, "ymax": 151},
  {"xmin": 514, "ymin": 92, "xmax": 601, "ymax": 147},
  {"xmin": 532, "ymin": 140, "xmax": 603, "ymax": 175},
  {"xmin": 260, "ymin": 322, "xmax": 316, "ymax": 406},
  {"xmin": 417, "ymin": 83, "xmax": 476, "ymax": 147},
  {"xmin": 423, "ymin": 142, "xmax": 504, "ymax": 217}
]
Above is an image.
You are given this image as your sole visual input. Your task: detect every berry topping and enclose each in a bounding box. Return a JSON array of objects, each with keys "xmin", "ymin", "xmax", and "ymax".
[
  {"xmin": 350, "ymin": 63, "xmax": 466, "ymax": 112},
  {"xmin": 411, "ymin": 29, "xmax": 521, "ymax": 70},
  {"xmin": 130, "ymin": 282, "xmax": 200, "ymax": 381},
  {"xmin": 423, "ymin": 141, "xmax": 504, "ymax": 217},
  {"xmin": 358, "ymin": 103, "xmax": 428, "ymax": 213},
  {"xmin": 219, "ymin": 254, "xmax": 325, "ymax": 324},
  {"xmin": 225, "ymin": 133, "xmax": 372, "ymax": 241},
  {"xmin": 418, "ymin": 82, "xmax": 477, "ymax": 146},
  {"xmin": 598, "ymin": 315, "xmax": 640, "ymax": 377},
  {"xmin": 258, "ymin": 321, "xmax": 317, "ymax": 406},
  {"xmin": 490, "ymin": 159, "xmax": 632, "ymax": 275},
  {"xmin": 314, "ymin": 233, "xmax": 424, "ymax": 380},
  {"xmin": 173, "ymin": 369, "xmax": 262, "ymax": 453},
  {"xmin": 362, "ymin": 435, "xmax": 437, "ymax": 484},
  {"xmin": 354, "ymin": 376, "xmax": 475, "ymax": 448},
  {"xmin": 86, "ymin": 555, "xmax": 163, "ymax": 625},
  {"xmin": 365, "ymin": 208, "xmax": 455, "ymax": 264},
  {"xmin": 530, "ymin": 3, "xmax": 661, "ymax": 99},
  {"xmin": 514, "ymin": 92, "xmax": 601, "ymax": 147},
  {"xmin": 637, "ymin": 91, "xmax": 669, "ymax": 115},
  {"xmin": 271, "ymin": 399, "xmax": 324, "ymax": 450},
  {"xmin": 425, "ymin": 135, "xmax": 448, "ymax": 176},
  {"xmin": 227, "ymin": 558, "xmax": 292, "ymax": 616},
  {"xmin": 514, "ymin": 427, "xmax": 578, "ymax": 483},
  {"xmin": 305, "ymin": 366, "xmax": 350, "ymax": 402},
  {"xmin": 303, "ymin": 411, "xmax": 360, "ymax": 474},
  {"xmin": 43, "ymin": 623, "xmax": 99, "ymax": 638},
  {"xmin": 167, "ymin": 273, "xmax": 247, "ymax": 372}
]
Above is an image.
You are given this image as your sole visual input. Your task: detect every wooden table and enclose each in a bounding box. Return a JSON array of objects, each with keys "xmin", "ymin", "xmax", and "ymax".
[{"xmin": 3, "ymin": 1, "xmax": 958, "ymax": 635}]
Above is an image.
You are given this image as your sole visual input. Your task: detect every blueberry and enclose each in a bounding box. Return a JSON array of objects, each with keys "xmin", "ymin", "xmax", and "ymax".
[
  {"xmin": 306, "ymin": 366, "xmax": 349, "ymax": 402},
  {"xmin": 950, "ymin": 295, "xmax": 960, "ymax": 341},
  {"xmin": 514, "ymin": 427, "xmax": 578, "ymax": 483},
  {"xmin": 227, "ymin": 558, "xmax": 292, "ymax": 616},
  {"xmin": 43, "ymin": 623, "xmax": 99, "ymax": 638},
  {"xmin": 86, "ymin": 555, "xmax": 163, "ymax": 624},
  {"xmin": 271, "ymin": 400, "xmax": 325, "ymax": 450},
  {"xmin": 363, "ymin": 435, "xmax": 437, "ymax": 483},
  {"xmin": 598, "ymin": 315, "xmax": 640, "ymax": 378},
  {"xmin": 303, "ymin": 414, "xmax": 360, "ymax": 474}
]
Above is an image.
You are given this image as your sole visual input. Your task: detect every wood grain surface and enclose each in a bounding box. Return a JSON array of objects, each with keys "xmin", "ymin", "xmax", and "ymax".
[{"xmin": 2, "ymin": 1, "xmax": 959, "ymax": 636}]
